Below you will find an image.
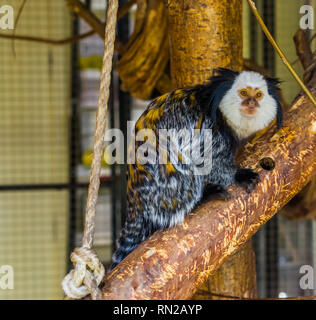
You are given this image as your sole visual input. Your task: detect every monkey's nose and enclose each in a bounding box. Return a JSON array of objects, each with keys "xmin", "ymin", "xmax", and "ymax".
[{"xmin": 248, "ymin": 100, "xmax": 257, "ymax": 108}]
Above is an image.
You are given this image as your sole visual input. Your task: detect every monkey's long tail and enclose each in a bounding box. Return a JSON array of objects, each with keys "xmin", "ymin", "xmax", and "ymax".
[{"xmin": 108, "ymin": 215, "xmax": 148, "ymax": 272}]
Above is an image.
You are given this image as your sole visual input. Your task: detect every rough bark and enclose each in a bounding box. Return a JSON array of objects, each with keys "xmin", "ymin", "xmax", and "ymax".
[
  {"xmin": 100, "ymin": 87, "xmax": 316, "ymax": 299},
  {"xmin": 167, "ymin": 0, "xmax": 243, "ymax": 87},
  {"xmin": 192, "ymin": 242, "xmax": 257, "ymax": 300},
  {"xmin": 280, "ymin": 29, "xmax": 316, "ymax": 221}
]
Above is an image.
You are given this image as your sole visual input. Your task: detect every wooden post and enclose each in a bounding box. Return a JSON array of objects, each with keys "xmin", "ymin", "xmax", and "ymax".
[
  {"xmin": 193, "ymin": 242, "xmax": 257, "ymax": 300},
  {"xmin": 167, "ymin": 0, "xmax": 243, "ymax": 87},
  {"xmin": 166, "ymin": 0, "xmax": 257, "ymax": 300}
]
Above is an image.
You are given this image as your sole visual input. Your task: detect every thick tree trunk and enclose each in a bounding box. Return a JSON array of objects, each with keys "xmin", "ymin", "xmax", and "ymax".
[{"xmin": 167, "ymin": 0, "xmax": 243, "ymax": 87}]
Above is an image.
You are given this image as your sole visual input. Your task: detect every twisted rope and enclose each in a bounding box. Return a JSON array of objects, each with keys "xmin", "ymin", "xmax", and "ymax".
[
  {"xmin": 62, "ymin": 247, "xmax": 105, "ymax": 299},
  {"xmin": 62, "ymin": 0, "xmax": 118, "ymax": 300}
]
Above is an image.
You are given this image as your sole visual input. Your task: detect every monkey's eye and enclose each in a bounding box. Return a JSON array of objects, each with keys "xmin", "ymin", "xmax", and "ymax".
[
  {"xmin": 240, "ymin": 90, "xmax": 248, "ymax": 97},
  {"xmin": 256, "ymin": 91, "xmax": 263, "ymax": 98}
]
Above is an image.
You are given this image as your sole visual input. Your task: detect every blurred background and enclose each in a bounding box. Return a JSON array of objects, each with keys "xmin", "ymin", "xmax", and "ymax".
[{"xmin": 0, "ymin": 0, "xmax": 315, "ymax": 299}]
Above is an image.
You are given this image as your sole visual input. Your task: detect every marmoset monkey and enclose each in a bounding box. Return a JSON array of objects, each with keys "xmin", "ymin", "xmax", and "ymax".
[{"xmin": 109, "ymin": 68, "xmax": 282, "ymax": 271}]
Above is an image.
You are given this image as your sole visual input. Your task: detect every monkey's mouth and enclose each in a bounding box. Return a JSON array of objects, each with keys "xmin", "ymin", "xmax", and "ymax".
[{"xmin": 240, "ymin": 107, "xmax": 258, "ymax": 117}]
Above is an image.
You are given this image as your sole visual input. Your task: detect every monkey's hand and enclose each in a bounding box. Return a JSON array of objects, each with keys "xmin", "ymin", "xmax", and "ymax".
[
  {"xmin": 202, "ymin": 184, "xmax": 232, "ymax": 201},
  {"xmin": 235, "ymin": 168, "xmax": 260, "ymax": 193}
]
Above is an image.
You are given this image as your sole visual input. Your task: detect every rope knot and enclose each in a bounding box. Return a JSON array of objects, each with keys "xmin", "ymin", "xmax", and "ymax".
[{"xmin": 62, "ymin": 247, "xmax": 105, "ymax": 299}]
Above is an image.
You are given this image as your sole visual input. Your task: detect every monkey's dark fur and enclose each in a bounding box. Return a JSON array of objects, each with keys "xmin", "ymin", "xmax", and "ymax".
[{"xmin": 109, "ymin": 68, "xmax": 282, "ymax": 271}]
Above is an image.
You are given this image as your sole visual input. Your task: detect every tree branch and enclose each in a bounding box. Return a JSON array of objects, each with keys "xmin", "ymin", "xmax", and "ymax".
[
  {"xmin": 280, "ymin": 29, "xmax": 316, "ymax": 221},
  {"xmin": 0, "ymin": 0, "xmax": 135, "ymax": 54},
  {"xmin": 0, "ymin": 30, "xmax": 95, "ymax": 45},
  {"xmin": 66, "ymin": 0, "xmax": 105, "ymax": 38}
]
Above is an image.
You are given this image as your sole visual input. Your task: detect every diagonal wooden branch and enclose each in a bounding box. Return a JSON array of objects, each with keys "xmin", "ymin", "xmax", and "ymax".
[
  {"xmin": 99, "ymin": 82, "xmax": 316, "ymax": 300},
  {"xmin": 65, "ymin": 0, "xmax": 125, "ymax": 55},
  {"xmin": 294, "ymin": 29, "xmax": 316, "ymax": 85},
  {"xmin": 66, "ymin": 0, "xmax": 105, "ymax": 38},
  {"xmin": 293, "ymin": 30, "xmax": 314, "ymax": 71},
  {"xmin": 280, "ymin": 29, "xmax": 316, "ymax": 221},
  {"xmin": 0, "ymin": 0, "xmax": 135, "ymax": 52}
]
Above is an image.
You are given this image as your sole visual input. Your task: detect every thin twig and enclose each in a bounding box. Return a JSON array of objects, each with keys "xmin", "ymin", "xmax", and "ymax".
[
  {"xmin": 309, "ymin": 32, "xmax": 316, "ymax": 45},
  {"xmin": 66, "ymin": 0, "xmax": 124, "ymax": 54},
  {"xmin": 0, "ymin": 30, "xmax": 95, "ymax": 45},
  {"xmin": 66, "ymin": 0, "xmax": 105, "ymax": 38},
  {"xmin": 247, "ymin": 0, "xmax": 316, "ymax": 107},
  {"xmin": 117, "ymin": 0, "xmax": 137, "ymax": 20},
  {"xmin": 291, "ymin": 32, "xmax": 316, "ymax": 66},
  {"xmin": 0, "ymin": 0, "xmax": 133, "ymax": 53}
]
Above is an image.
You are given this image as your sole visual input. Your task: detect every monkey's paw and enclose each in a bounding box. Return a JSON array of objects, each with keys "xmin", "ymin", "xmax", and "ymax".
[
  {"xmin": 235, "ymin": 168, "xmax": 260, "ymax": 193},
  {"xmin": 203, "ymin": 184, "xmax": 232, "ymax": 201}
]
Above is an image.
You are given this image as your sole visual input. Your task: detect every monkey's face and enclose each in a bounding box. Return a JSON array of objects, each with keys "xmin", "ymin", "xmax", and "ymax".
[
  {"xmin": 238, "ymin": 87, "xmax": 264, "ymax": 116},
  {"xmin": 219, "ymin": 71, "xmax": 278, "ymax": 139}
]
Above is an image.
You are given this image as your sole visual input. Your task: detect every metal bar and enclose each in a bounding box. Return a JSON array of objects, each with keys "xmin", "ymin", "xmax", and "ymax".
[
  {"xmin": 262, "ymin": 0, "xmax": 279, "ymax": 298},
  {"xmin": 109, "ymin": 73, "xmax": 118, "ymax": 254},
  {"xmin": 67, "ymin": 14, "xmax": 80, "ymax": 271},
  {"xmin": 0, "ymin": 181, "xmax": 114, "ymax": 192},
  {"xmin": 117, "ymin": 0, "xmax": 131, "ymax": 228}
]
